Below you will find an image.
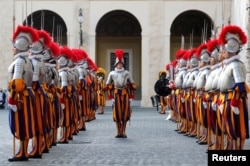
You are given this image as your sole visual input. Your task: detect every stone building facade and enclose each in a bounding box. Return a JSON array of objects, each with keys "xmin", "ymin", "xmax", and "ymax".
[{"xmin": 0, "ymin": 0, "xmax": 249, "ymax": 107}]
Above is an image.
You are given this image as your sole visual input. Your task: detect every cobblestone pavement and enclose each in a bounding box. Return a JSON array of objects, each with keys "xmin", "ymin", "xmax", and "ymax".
[{"xmin": 0, "ymin": 107, "xmax": 249, "ymax": 166}]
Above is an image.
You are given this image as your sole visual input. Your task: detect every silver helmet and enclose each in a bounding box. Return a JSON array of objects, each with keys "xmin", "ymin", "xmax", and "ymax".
[
  {"xmin": 12, "ymin": 26, "xmax": 39, "ymax": 51},
  {"xmin": 30, "ymin": 41, "xmax": 44, "ymax": 54},
  {"xmin": 200, "ymin": 49, "xmax": 210, "ymax": 63},
  {"xmin": 58, "ymin": 55, "xmax": 68, "ymax": 67},
  {"xmin": 218, "ymin": 25, "xmax": 247, "ymax": 54},
  {"xmin": 190, "ymin": 56, "xmax": 199, "ymax": 67},
  {"xmin": 210, "ymin": 48, "xmax": 219, "ymax": 62},
  {"xmin": 13, "ymin": 36, "xmax": 31, "ymax": 51},
  {"xmin": 42, "ymin": 49, "xmax": 52, "ymax": 61},
  {"xmin": 225, "ymin": 38, "xmax": 240, "ymax": 53},
  {"xmin": 67, "ymin": 59, "xmax": 74, "ymax": 67}
]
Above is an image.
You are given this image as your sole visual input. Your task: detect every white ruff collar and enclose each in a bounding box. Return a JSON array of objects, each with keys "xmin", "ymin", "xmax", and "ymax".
[
  {"xmin": 199, "ymin": 65, "xmax": 210, "ymax": 71},
  {"xmin": 13, "ymin": 52, "xmax": 29, "ymax": 60},
  {"xmin": 115, "ymin": 67, "xmax": 124, "ymax": 72},
  {"xmin": 210, "ymin": 63, "xmax": 221, "ymax": 70},
  {"xmin": 58, "ymin": 67, "xmax": 69, "ymax": 72},
  {"xmin": 223, "ymin": 54, "xmax": 240, "ymax": 65}
]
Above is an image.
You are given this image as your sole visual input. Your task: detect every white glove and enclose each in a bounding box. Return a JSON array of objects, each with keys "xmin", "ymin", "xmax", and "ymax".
[
  {"xmin": 219, "ymin": 104, "xmax": 224, "ymax": 114},
  {"xmin": 79, "ymin": 95, "xmax": 83, "ymax": 101},
  {"xmin": 8, "ymin": 104, "xmax": 17, "ymax": 112},
  {"xmin": 211, "ymin": 102, "xmax": 217, "ymax": 111},
  {"xmin": 112, "ymin": 99, "xmax": 115, "ymax": 103},
  {"xmin": 181, "ymin": 97, "xmax": 185, "ymax": 103},
  {"xmin": 193, "ymin": 99, "xmax": 196, "ymax": 103},
  {"xmin": 203, "ymin": 102, "xmax": 208, "ymax": 109},
  {"xmin": 61, "ymin": 103, "xmax": 65, "ymax": 110},
  {"xmin": 231, "ymin": 106, "xmax": 240, "ymax": 115}
]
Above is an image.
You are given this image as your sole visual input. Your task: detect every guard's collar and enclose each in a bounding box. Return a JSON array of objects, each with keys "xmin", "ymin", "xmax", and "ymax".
[
  {"xmin": 210, "ymin": 63, "xmax": 221, "ymax": 70},
  {"xmin": 58, "ymin": 67, "xmax": 69, "ymax": 72},
  {"xmin": 115, "ymin": 67, "xmax": 124, "ymax": 72},
  {"xmin": 199, "ymin": 65, "xmax": 210, "ymax": 71},
  {"xmin": 223, "ymin": 54, "xmax": 240, "ymax": 65},
  {"xmin": 13, "ymin": 52, "xmax": 29, "ymax": 60}
]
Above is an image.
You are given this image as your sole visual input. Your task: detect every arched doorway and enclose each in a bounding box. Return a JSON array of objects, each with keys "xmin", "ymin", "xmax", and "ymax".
[
  {"xmin": 170, "ymin": 10, "xmax": 213, "ymax": 60},
  {"xmin": 24, "ymin": 10, "xmax": 67, "ymax": 45},
  {"xmin": 96, "ymin": 10, "xmax": 142, "ymax": 105}
]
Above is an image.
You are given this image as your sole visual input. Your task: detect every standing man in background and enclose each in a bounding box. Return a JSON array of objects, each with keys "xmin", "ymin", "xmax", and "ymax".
[{"xmin": 96, "ymin": 67, "xmax": 107, "ymax": 114}]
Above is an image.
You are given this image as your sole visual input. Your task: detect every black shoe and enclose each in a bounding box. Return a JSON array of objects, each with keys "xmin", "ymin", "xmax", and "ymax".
[
  {"xmin": 98, "ymin": 112, "xmax": 104, "ymax": 114},
  {"xmin": 198, "ymin": 141, "xmax": 207, "ymax": 145},
  {"xmin": 79, "ymin": 127, "xmax": 86, "ymax": 131},
  {"xmin": 177, "ymin": 130, "xmax": 185, "ymax": 134},
  {"xmin": 28, "ymin": 154, "xmax": 42, "ymax": 159},
  {"xmin": 52, "ymin": 142, "xmax": 57, "ymax": 146},
  {"xmin": 43, "ymin": 148, "xmax": 49, "ymax": 153},
  {"xmin": 188, "ymin": 134, "xmax": 196, "ymax": 137},
  {"xmin": 122, "ymin": 135, "xmax": 127, "ymax": 138},
  {"xmin": 57, "ymin": 140, "xmax": 69, "ymax": 144},
  {"xmin": 8, "ymin": 157, "xmax": 29, "ymax": 162},
  {"xmin": 68, "ymin": 136, "xmax": 73, "ymax": 140},
  {"xmin": 115, "ymin": 134, "xmax": 122, "ymax": 138}
]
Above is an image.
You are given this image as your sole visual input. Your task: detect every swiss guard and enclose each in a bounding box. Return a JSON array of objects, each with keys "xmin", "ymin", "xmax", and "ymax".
[
  {"xmin": 8, "ymin": 25, "xmax": 39, "ymax": 161},
  {"xmin": 106, "ymin": 49, "xmax": 136, "ymax": 138},
  {"xmin": 217, "ymin": 25, "xmax": 249, "ymax": 150}
]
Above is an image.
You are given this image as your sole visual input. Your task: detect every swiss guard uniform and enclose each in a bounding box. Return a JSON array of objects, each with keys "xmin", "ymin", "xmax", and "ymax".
[
  {"xmin": 57, "ymin": 46, "xmax": 73, "ymax": 144},
  {"xmin": 96, "ymin": 67, "xmax": 107, "ymax": 114},
  {"xmin": 42, "ymin": 41, "xmax": 60, "ymax": 147},
  {"xmin": 194, "ymin": 43, "xmax": 210, "ymax": 145},
  {"xmin": 185, "ymin": 48, "xmax": 199, "ymax": 137},
  {"xmin": 204, "ymin": 39, "xmax": 221, "ymax": 149},
  {"xmin": 8, "ymin": 25, "xmax": 39, "ymax": 162},
  {"xmin": 168, "ymin": 60, "xmax": 178, "ymax": 121},
  {"xmin": 106, "ymin": 49, "xmax": 136, "ymax": 138},
  {"xmin": 182, "ymin": 49, "xmax": 196, "ymax": 136},
  {"xmin": 217, "ymin": 25, "xmax": 249, "ymax": 150},
  {"xmin": 67, "ymin": 51, "xmax": 81, "ymax": 139},
  {"xmin": 174, "ymin": 49, "xmax": 188, "ymax": 133},
  {"xmin": 86, "ymin": 57, "xmax": 98, "ymax": 121},
  {"xmin": 28, "ymin": 29, "xmax": 51, "ymax": 158},
  {"xmin": 77, "ymin": 49, "xmax": 89, "ymax": 130}
]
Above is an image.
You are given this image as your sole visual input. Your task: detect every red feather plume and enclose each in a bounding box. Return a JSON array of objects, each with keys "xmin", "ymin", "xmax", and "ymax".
[
  {"xmin": 81, "ymin": 49, "xmax": 89, "ymax": 59},
  {"xmin": 165, "ymin": 63, "xmax": 170, "ymax": 71},
  {"xmin": 171, "ymin": 59, "xmax": 178, "ymax": 67},
  {"xmin": 195, "ymin": 43, "xmax": 207, "ymax": 58},
  {"xmin": 86, "ymin": 57, "xmax": 98, "ymax": 71},
  {"xmin": 218, "ymin": 25, "xmax": 247, "ymax": 45},
  {"xmin": 38, "ymin": 29, "xmax": 52, "ymax": 47},
  {"xmin": 207, "ymin": 39, "xmax": 219, "ymax": 53},
  {"xmin": 115, "ymin": 49, "xmax": 124, "ymax": 61},
  {"xmin": 60, "ymin": 46, "xmax": 73, "ymax": 59},
  {"xmin": 175, "ymin": 49, "xmax": 186, "ymax": 59},
  {"xmin": 187, "ymin": 48, "xmax": 197, "ymax": 59},
  {"xmin": 49, "ymin": 42, "xmax": 60, "ymax": 57},
  {"xmin": 12, "ymin": 25, "xmax": 39, "ymax": 42}
]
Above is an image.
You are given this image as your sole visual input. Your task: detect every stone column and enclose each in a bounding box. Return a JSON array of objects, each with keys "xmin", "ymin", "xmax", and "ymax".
[{"xmin": 245, "ymin": 0, "xmax": 250, "ymax": 119}]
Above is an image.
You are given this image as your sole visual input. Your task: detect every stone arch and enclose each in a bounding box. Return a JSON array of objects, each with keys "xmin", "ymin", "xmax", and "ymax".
[
  {"xmin": 170, "ymin": 10, "xmax": 213, "ymax": 60},
  {"xmin": 24, "ymin": 10, "xmax": 67, "ymax": 45},
  {"xmin": 96, "ymin": 10, "xmax": 142, "ymax": 102}
]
